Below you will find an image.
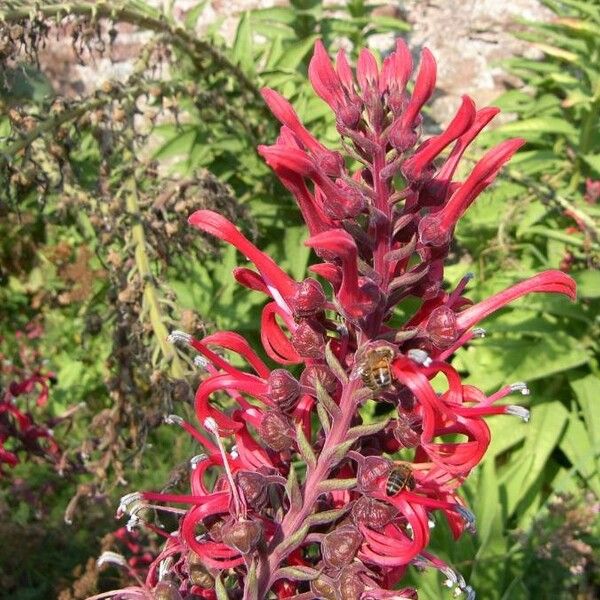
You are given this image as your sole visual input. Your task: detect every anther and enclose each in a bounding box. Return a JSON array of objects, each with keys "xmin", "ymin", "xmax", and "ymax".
[
  {"xmin": 117, "ymin": 491, "xmax": 145, "ymax": 519},
  {"xmin": 506, "ymin": 405, "xmax": 530, "ymax": 422},
  {"xmin": 472, "ymin": 328, "xmax": 486, "ymax": 338},
  {"xmin": 158, "ymin": 556, "xmax": 174, "ymax": 581},
  {"xmin": 97, "ymin": 551, "xmax": 128, "ymax": 569},
  {"xmin": 194, "ymin": 355, "xmax": 209, "ymax": 369},
  {"xmin": 164, "ymin": 414, "xmax": 184, "ymax": 426},
  {"xmin": 408, "ymin": 348, "xmax": 432, "ymax": 367},
  {"xmin": 190, "ymin": 454, "xmax": 208, "ymax": 469},
  {"xmin": 167, "ymin": 330, "xmax": 192, "ymax": 345},
  {"xmin": 455, "ymin": 505, "xmax": 477, "ymax": 534},
  {"xmin": 509, "ymin": 382, "xmax": 530, "ymax": 396}
]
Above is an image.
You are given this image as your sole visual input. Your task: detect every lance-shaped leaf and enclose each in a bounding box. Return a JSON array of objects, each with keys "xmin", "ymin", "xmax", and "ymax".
[
  {"xmin": 275, "ymin": 523, "xmax": 310, "ymax": 558},
  {"xmin": 245, "ymin": 559, "xmax": 259, "ymax": 600},
  {"xmin": 316, "ymin": 403, "xmax": 331, "ymax": 434},
  {"xmin": 272, "ymin": 565, "xmax": 320, "ymax": 583},
  {"xmin": 324, "ymin": 340, "xmax": 349, "ymax": 384},
  {"xmin": 296, "ymin": 422, "xmax": 317, "ymax": 470},
  {"xmin": 215, "ymin": 575, "xmax": 229, "ymax": 600},
  {"xmin": 347, "ymin": 419, "xmax": 390, "ymax": 440},
  {"xmin": 330, "ymin": 439, "xmax": 356, "ymax": 466},
  {"xmin": 317, "ymin": 478, "xmax": 357, "ymax": 493},
  {"xmin": 285, "ymin": 464, "xmax": 302, "ymax": 511},
  {"xmin": 304, "ymin": 505, "xmax": 351, "ymax": 527},
  {"xmin": 316, "ymin": 379, "xmax": 341, "ymax": 419}
]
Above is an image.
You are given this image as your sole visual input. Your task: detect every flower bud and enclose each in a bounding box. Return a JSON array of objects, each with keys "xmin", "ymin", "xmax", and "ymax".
[
  {"xmin": 236, "ymin": 471, "xmax": 269, "ymax": 510},
  {"xmin": 357, "ymin": 456, "xmax": 392, "ymax": 492},
  {"xmin": 393, "ymin": 415, "xmax": 422, "ymax": 448},
  {"xmin": 205, "ymin": 516, "xmax": 225, "ymax": 542},
  {"xmin": 389, "ymin": 122, "xmax": 418, "ymax": 152},
  {"xmin": 418, "ymin": 214, "xmax": 451, "ymax": 247},
  {"xmin": 338, "ymin": 102, "xmax": 362, "ymax": 129},
  {"xmin": 425, "ymin": 305, "xmax": 459, "ymax": 349},
  {"xmin": 268, "ymin": 369, "xmax": 301, "ymax": 412},
  {"xmin": 291, "ymin": 278, "xmax": 327, "ymax": 319},
  {"xmin": 317, "ymin": 150, "xmax": 345, "ymax": 177},
  {"xmin": 351, "ymin": 496, "xmax": 398, "ymax": 529},
  {"xmin": 321, "ymin": 525, "xmax": 363, "ymax": 569},
  {"xmin": 291, "ymin": 320, "xmax": 325, "ymax": 359},
  {"xmin": 221, "ymin": 518, "xmax": 263, "ymax": 555},
  {"xmin": 259, "ymin": 411, "xmax": 294, "ymax": 452},
  {"xmin": 300, "ymin": 364, "xmax": 338, "ymax": 394}
]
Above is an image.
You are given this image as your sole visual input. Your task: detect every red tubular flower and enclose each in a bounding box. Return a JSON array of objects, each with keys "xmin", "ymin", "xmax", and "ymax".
[{"xmin": 109, "ymin": 40, "xmax": 577, "ymax": 600}]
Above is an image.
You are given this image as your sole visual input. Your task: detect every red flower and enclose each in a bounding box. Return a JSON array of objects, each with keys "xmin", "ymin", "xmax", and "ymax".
[{"xmin": 108, "ymin": 40, "xmax": 576, "ymax": 600}]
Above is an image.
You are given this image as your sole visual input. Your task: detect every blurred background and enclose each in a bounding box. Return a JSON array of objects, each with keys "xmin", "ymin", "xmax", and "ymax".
[{"xmin": 0, "ymin": 1, "xmax": 598, "ymax": 598}]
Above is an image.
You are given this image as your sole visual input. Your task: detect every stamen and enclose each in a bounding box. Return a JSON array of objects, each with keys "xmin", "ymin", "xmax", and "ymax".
[
  {"xmin": 203, "ymin": 418, "xmax": 244, "ymax": 517},
  {"xmin": 164, "ymin": 414, "xmax": 184, "ymax": 426},
  {"xmin": 158, "ymin": 556, "xmax": 174, "ymax": 581},
  {"xmin": 97, "ymin": 551, "xmax": 128, "ymax": 569},
  {"xmin": 455, "ymin": 505, "xmax": 477, "ymax": 534},
  {"xmin": 230, "ymin": 445, "xmax": 239, "ymax": 460},
  {"xmin": 472, "ymin": 327, "xmax": 486, "ymax": 338},
  {"xmin": 194, "ymin": 355, "xmax": 210, "ymax": 369},
  {"xmin": 509, "ymin": 381, "xmax": 530, "ymax": 396},
  {"xmin": 126, "ymin": 515, "xmax": 141, "ymax": 532},
  {"xmin": 117, "ymin": 492, "xmax": 145, "ymax": 519},
  {"xmin": 190, "ymin": 454, "xmax": 208, "ymax": 469},
  {"xmin": 408, "ymin": 348, "xmax": 432, "ymax": 367},
  {"xmin": 506, "ymin": 405, "xmax": 530, "ymax": 422},
  {"xmin": 167, "ymin": 330, "xmax": 192, "ymax": 345}
]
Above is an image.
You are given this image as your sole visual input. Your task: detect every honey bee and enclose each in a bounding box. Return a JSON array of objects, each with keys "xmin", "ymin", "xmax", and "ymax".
[
  {"xmin": 360, "ymin": 346, "xmax": 395, "ymax": 390},
  {"xmin": 386, "ymin": 465, "xmax": 416, "ymax": 496}
]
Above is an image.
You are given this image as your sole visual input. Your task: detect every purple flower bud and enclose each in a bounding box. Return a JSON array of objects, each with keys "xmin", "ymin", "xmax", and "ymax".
[
  {"xmin": 322, "ymin": 525, "xmax": 363, "ymax": 569},
  {"xmin": 352, "ymin": 496, "xmax": 398, "ymax": 529},
  {"xmin": 259, "ymin": 410, "xmax": 294, "ymax": 452},
  {"xmin": 388, "ymin": 122, "xmax": 418, "ymax": 152},
  {"xmin": 418, "ymin": 214, "xmax": 451, "ymax": 247},
  {"xmin": 291, "ymin": 320, "xmax": 325, "ymax": 359},
  {"xmin": 267, "ymin": 369, "xmax": 301, "ymax": 412},
  {"xmin": 357, "ymin": 456, "xmax": 392, "ymax": 492},
  {"xmin": 236, "ymin": 471, "xmax": 269, "ymax": 510},
  {"xmin": 292, "ymin": 278, "xmax": 327, "ymax": 319},
  {"xmin": 221, "ymin": 518, "xmax": 263, "ymax": 555},
  {"xmin": 317, "ymin": 149, "xmax": 345, "ymax": 177},
  {"xmin": 300, "ymin": 364, "xmax": 338, "ymax": 394},
  {"xmin": 426, "ymin": 305, "xmax": 459, "ymax": 349}
]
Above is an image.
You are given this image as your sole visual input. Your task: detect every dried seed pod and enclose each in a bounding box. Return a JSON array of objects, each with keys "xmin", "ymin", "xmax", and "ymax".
[
  {"xmin": 339, "ymin": 565, "xmax": 365, "ymax": 600},
  {"xmin": 311, "ymin": 574, "xmax": 338, "ymax": 600},
  {"xmin": 236, "ymin": 471, "xmax": 269, "ymax": 510},
  {"xmin": 188, "ymin": 552, "xmax": 214, "ymax": 588},
  {"xmin": 291, "ymin": 320, "xmax": 325, "ymax": 359},
  {"xmin": 357, "ymin": 456, "xmax": 392, "ymax": 492},
  {"xmin": 292, "ymin": 277, "xmax": 327, "ymax": 318},
  {"xmin": 267, "ymin": 369, "xmax": 301, "ymax": 412},
  {"xmin": 221, "ymin": 518, "xmax": 263, "ymax": 555},
  {"xmin": 153, "ymin": 582, "xmax": 183, "ymax": 600},
  {"xmin": 259, "ymin": 411, "xmax": 294, "ymax": 452},
  {"xmin": 321, "ymin": 524, "xmax": 363, "ymax": 569},
  {"xmin": 351, "ymin": 496, "xmax": 398, "ymax": 529},
  {"xmin": 425, "ymin": 305, "xmax": 459, "ymax": 348}
]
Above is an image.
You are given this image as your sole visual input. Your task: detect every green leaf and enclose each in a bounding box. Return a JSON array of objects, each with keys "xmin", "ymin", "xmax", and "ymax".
[
  {"xmin": 317, "ymin": 478, "xmax": 357, "ymax": 493},
  {"xmin": 304, "ymin": 505, "xmax": 350, "ymax": 527},
  {"xmin": 573, "ymin": 269, "xmax": 600, "ymax": 298},
  {"xmin": 275, "ymin": 35, "xmax": 320, "ymax": 70},
  {"xmin": 559, "ymin": 411, "xmax": 600, "ymax": 496},
  {"xmin": 571, "ymin": 374, "xmax": 600, "ymax": 456},
  {"xmin": 273, "ymin": 565, "xmax": 319, "ymax": 582},
  {"xmin": 215, "ymin": 575, "xmax": 228, "ymax": 600},
  {"xmin": 500, "ymin": 401, "xmax": 568, "ymax": 517},
  {"xmin": 232, "ymin": 12, "xmax": 255, "ymax": 75},
  {"xmin": 315, "ymin": 380, "xmax": 341, "ymax": 418},
  {"xmin": 581, "ymin": 153, "xmax": 600, "ymax": 176},
  {"xmin": 183, "ymin": 0, "xmax": 208, "ymax": 29},
  {"xmin": 499, "ymin": 117, "xmax": 578, "ymax": 138},
  {"xmin": 316, "ymin": 403, "xmax": 331, "ymax": 434}
]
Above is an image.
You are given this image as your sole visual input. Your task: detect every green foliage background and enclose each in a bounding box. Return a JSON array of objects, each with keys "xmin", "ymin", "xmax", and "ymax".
[{"xmin": 0, "ymin": 1, "xmax": 598, "ymax": 598}]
